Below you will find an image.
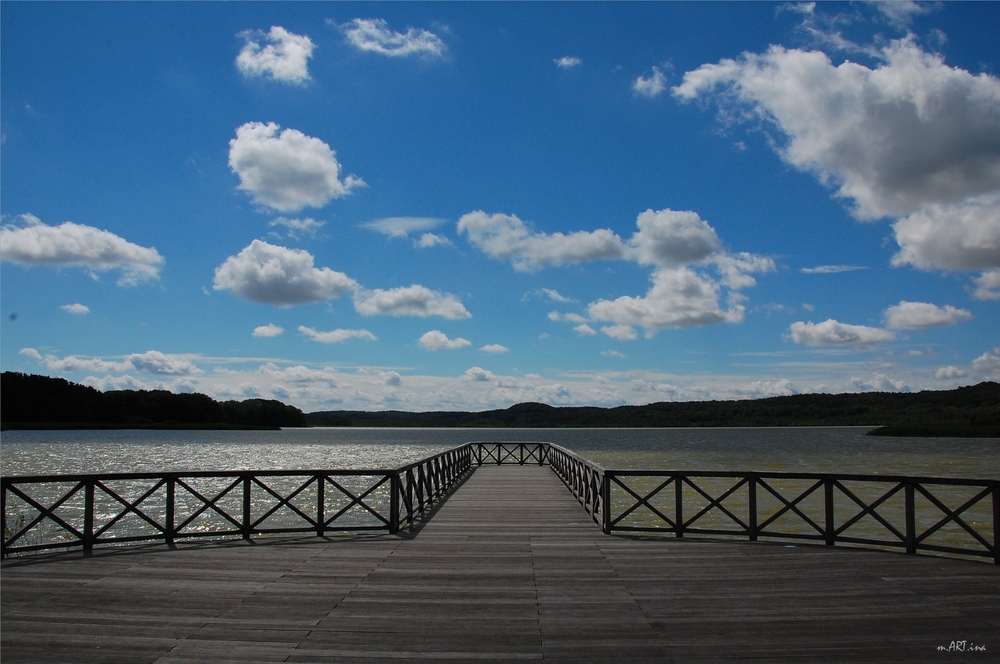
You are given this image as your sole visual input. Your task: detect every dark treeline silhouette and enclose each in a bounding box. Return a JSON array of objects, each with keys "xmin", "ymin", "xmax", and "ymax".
[
  {"xmin": 1, "ymin": 372, "xmax": 306, "ymax": 429},
  {"xmin": 309, "ymin": 382, "xmax": 1000, "ymax": 437}
]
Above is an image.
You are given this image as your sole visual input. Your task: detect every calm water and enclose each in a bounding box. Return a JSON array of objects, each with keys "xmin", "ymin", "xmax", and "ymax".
[{"xmin": 2, "ymin": 427, "xmax": 998, "ymax": 479}]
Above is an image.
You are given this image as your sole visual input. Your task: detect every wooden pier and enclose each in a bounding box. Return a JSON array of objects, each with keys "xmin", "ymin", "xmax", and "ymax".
[{"xmin": 3, "ymin": 464, "xmax": 999, "ymax": 662}]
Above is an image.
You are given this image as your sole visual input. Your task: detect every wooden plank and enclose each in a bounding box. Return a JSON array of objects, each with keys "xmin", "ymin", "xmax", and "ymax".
[{"xmin": 3, "ymin": 464, "xmax": 999, "ymax": 663}]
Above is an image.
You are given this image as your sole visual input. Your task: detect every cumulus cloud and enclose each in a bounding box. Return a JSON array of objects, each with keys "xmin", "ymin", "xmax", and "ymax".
[
  {"xmin": 848, "ymin": 372, "xmax": 909, "ymax": 392},
  {"xmin": 360, "ymin": 217, "xmax": 446, "ymax": 238},
  {"xmin": 890, "ymin": 194, "xmax": 1000, "ymax": 272},
  {"xmin": 336, "ymin": 18, "xmax": 446, "ymax": 58},
  {"xmin": 628, "ymin": 209, "xmax": 721, "ymax": 266},
  {"xmin": 675, "ymin": 39, "xmax": 1000, "ymax": 220},
  {"xmin": 935, "ymin": 365, "xmax": 966, "ymax": 380},
  {"xmin": 269, "ymin": 217, "xmax": 325, "ymax": 239},
  {"xmin": 236, "ymin": 26, "xmax": 315, "ymax": 84},
  {"xmin": 555, "ymin": 56, "xmax": 582, "ymax": 68},
  {"xmin": 971, "ymin": 348, "xmax": 1000, "ymax": 377},
  {"xmin": 882, "ymin": 301, "xmax": 972, "ymax": 329},
  {"xmin": 419, "ymin": 330, "xmax": 472, "ymax": 351},
  {"xmin": 1, "ymin": 214, "xmax": 164, "ymax": 285},
  {"xmin": 634, "ymin": 66, "xmax": 667, "ymax": 97},
  {"xmin": 601, "ymin": 324, "xmax": 638, "ymax": 341},
  {"xmin": 801, "ymin": 265, "xmax": 868, "ymax": 274},
  {"xmin": 574, "ymin": 324, "xmax": 597, "ymax": 336},
  {"xmin": 253, "ymin": 324, "xmax": 284, "ymax": 338},
  {"xmin": 61, "ymin": 303, "xmax": 90, "ymax": 315},
  {"xmin": 589, "ymin": 267, "xmax": 743, "ymax": 333},
  {"xmin": 463, "ymin": 366, "xmax": 495, "ymax": 382},
  {"xmin": 298, "ymin": 326, "xmax": 377, "ymax": 344},
  {"xmin": 213, "ymin": 240, "xmax": 357, "ymax": 305},
  {"xmin": 788, "ymin": 319, "xmax": 896, "ymax": 346},
  {"xmin": 457, "ymin": 211, "xmax": 628, "ymax": 271},
  {"xmin": 353, "ymin": 285, "xmax": 470, "ymax": 319},
  {"xmin": 972, "ymin": 269, "xmax": 1000, "ymax": 300},
  {"xmin": 675, "ymin": 38, "xmax": 1000, "ymax": 287},
  {"xmin": 480, "ymin": 344, "xmax": 509, "ymax": 353},
  {"xmin": 228, "ymin": 122, "xmax": 365, "ymax": 212},
  {"xmin": 415, "ymin": 233, "xmax": 453, "ymax": 248},
  {"xmin": 602, "ymin": 350, "xmax": 627, "ymax": 359},
  {"xmin": 21, "ymin": 348, "xmax": 202, "ymax": 375},
  {"xmin": 463, "ymin": 208, "xmax": 772, "ymax": 335},
  {"xmin": 128, "ymin": 350, "xmax": 203, "ymax": 376},
  {"xmin": 381, "ymin": 371, "xmax": 402, "ymax": 386},
  {"xmin": 531, "ymin": 288, "xmax": 573, "ymax": 303}
]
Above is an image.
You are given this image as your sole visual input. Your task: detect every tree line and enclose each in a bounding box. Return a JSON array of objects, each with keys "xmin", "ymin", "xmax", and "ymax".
[
  {"xmin": 1, "ymin": 372, "xmax": 306, "ymax": 429},
  {"xmin": 308, "ymin": 381, "xmax": 1000, "ymax": 437}
]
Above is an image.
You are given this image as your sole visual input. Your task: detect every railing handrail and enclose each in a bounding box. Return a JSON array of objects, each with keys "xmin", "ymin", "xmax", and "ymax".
[{"xmin": 3, "ymin": 441, "xmax": 997, "ymax": 564}]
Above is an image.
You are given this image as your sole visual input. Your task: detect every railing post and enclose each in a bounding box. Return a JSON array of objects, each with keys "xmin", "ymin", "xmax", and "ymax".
[
  {"xmin": 83, "ymin": 480, "xmax": 95, "ymax": 552},
  {"xmin": 748, "ymin": 475, "xmax": 757, "ymax": 542},
  {"xmin": 993, "ymin": 484, "xmax": 999, "ymax": 565},
  {"xmin": 389, "ymin": 472, "xmax": 400, "ymax": 534},
  {"xmin": 905, "ymin": 482, "xmax": 916, "ymax": 555},
  {"xmin": 317, "ymin": 475, "xmax": 325, "ymax": 537},
  {"xmin": 165, "ymin": 477, "xmax": 175, "ymax": 545},
  {"xmin": 242, "ymin": 475, "xmax": 252, "ymax": 540},
  {"xmin": 675, "ymin": 475, "xmax": 684, "ymax": 538},
  {"xmin": 825, "ymin": 478, "xmax": 835, "ymax": 547},
  {"xmin": 602, "ymin": 472, "xmax": 611, "ymax": 535}
]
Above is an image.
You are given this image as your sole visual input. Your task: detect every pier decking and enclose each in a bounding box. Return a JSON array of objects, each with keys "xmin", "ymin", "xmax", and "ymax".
[{"xmin": 3, "ymin": 464, "xmax": 999, "ymax": 662}]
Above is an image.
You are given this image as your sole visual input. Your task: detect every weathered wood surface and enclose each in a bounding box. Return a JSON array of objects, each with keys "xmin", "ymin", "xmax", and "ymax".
[{"xmin": 2, "ymin": 465, "xmax": 998, "ymax": 663}]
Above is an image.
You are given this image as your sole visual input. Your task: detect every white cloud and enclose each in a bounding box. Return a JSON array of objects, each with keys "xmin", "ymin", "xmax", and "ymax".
[
  {"xmin": 457, "ymin": 211, "xmax": 628, "ymax": 271},
  {"xmin": 535, "ymin": 288, "xmax": 573, "ymax": 303},
  {"xmin": 847, "ymin": 372, "xmax": 909, "ymax": 392},
  {"xmin": 82, "ymin": 374, "xmax": 149, "ymax": 392},
  {"xmin": 298, "ymin": 326, "xmax": 377, "ymax": 344},
  {"xmin": 463, "ymin": 367, "xmax": 495, "ymax": 382},
  {"xmin": 588, "ymin": 267, "xmax": 742, "ymax": 333},
  {"xmin": 228, "ymin": 122, "xmax": 364, "ymax": 212},
  {"xmin": 464, "ymin": 208, "xmax": 772, "ymax": 335},
  {"xmin": 555, "ymin": 56, "xmax": 582, "ymax": 69},
  {"xmin": 236, "ymin": 26, "xmax": 315, "ymax": 84},
  {"xmin": 253, "ymin": 324, "xmax": 284, "ymax": 338},
  {"xmin": 675, "ymin": 39, "xmax": 1000, "ymax": 284},
  {"xmin": 480, "ymin": 344, "xmax": 509, "ymax": 353},
  {"xmin": 21, "ymin": 348, "xmax": 201, "ymax": 375},
  {"xmin": 127, "ymin": 350, "xmax": 203, "ymax": 376},
  {"xmin": 1, "ymin": 214, "xmax": 164, "ymax": 285},
  {"xmin": 381, "ymin": 371, "xmax": 402, "ymax": 386},
  {"xmin": 574, "ymin": 324, "xmax": 597, "ymax": 336},
  {"xmin": 634, "ymin": 66, "xmax": 667, "ymax": 98},
  {"xmin": 935, "ymin": 365, "xmax": 967, "ymax": 380},
  {"xmin": 213, "ymin": 240, "xmax": 357, "ymax": 305},
  {"xmin": 971, "ymin": 348, "xmax": 1000, "ymax": 377},
  {"xmin": 972, "ymin": 269, "xmax": 1000, "ymax": 300},
  {"xmin": 360, "ymin": 217, "xmax": 446, "ymax": 238},
  {"xmin": 890, "ymin": 194, "xmax": 1000, "ymax": 271},
  {"xmin": 602, "ymin": 350, "xmax": 627, "ymax": 359},
  {"xmin": 269, "ymin": 217, "xmax": 325, "ymax": 239},
  {"xmin": 870, "ymin": 0, "xmax": 931, "ymax": 26},
  {"xmin": 801, "ymin": 265, "xmax": 868, "ymax": 274},
  {"xmin": 337, "ymin": 18, "xmax": 446, "ymax": 58},
  {"xmin": 628, "ymin": 208, "xmax": 721, "ymax": 266},
  {"xmin": 61, "ymin": 303, "xmax": 90, "ymax": 315},
  {"xmin": 549, "ymin": 311, "xmax": 588, "ymax": 324},
  {"xmin": 601, "ymin": 324, "xmax": 638, "ymax": 341},
  {"xmin": 675, "ymin": 39, "xmax": 1000, "ymax": 221},
  {"xmin": 353, "ymin": 285, "xmax": 470, "ymax": 319},
  {"xmin": 416, "ymin": 233, "xmax": 453, "ymax": 248},
  {"xmin": 882, "ymin": 301, "xmax": 972, "ymax": 329},
  {"xmin": 788, "ymin": 319, "xmax": 896, "ymax": 346},
  {"xmin": 419, "ymin": 330, "xmax": 472, "ymax": 351}
]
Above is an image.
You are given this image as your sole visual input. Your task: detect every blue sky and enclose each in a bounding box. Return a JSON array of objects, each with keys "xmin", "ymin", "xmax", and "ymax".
[{"xmin": 2, "ymin": 1, "xmax": 999, "ymax": 412}]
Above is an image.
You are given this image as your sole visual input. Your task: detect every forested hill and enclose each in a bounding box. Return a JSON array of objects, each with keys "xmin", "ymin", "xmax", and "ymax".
[
  {"xmin": 1, "ymin": 372, "xmax": 306, "ymax": 429},
  {"xmin": 309, "ymin": 381, "xmax": 1000, "ymax": 437}
]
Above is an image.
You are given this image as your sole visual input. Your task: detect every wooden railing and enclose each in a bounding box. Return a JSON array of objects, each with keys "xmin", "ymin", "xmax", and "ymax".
[{"xmin": 4, "ymin": 441, "xmax": 998, "ymax": 563}]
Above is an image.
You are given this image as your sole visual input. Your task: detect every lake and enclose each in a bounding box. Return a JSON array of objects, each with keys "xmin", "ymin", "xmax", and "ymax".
[{"xmin": 2, "ymin": 427, "xmax": 998, "ymax": 479}]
